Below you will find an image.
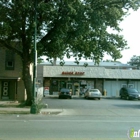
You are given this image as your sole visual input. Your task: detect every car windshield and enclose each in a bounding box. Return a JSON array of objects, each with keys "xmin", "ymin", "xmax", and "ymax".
[
  {"xmin": 90, "ymin": 89, "xmax": 99, "ymax": 92},
  {"xmin": 60, "ymin": 88, "xmax": 70, "ymax": 92},
  {"xmin": 128, "ymin": 88, "xmax": 138, "ymax": 93}
]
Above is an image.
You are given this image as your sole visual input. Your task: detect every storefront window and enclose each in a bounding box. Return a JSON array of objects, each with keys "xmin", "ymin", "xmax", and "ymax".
[
  {"xmin": 60, "ymin": 81, "xmax": 66, "ymax": 88},
  {"xmin": 52, "ymin": 80, "xmax": 58, "ymax": 86}
]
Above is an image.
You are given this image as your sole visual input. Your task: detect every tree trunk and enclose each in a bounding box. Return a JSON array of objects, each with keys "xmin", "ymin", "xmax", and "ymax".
[
  {"xmin": 22, "ymin": 60, "xmax": 33, "ymax": 106},
  {"xmin": 53, "ymin": 57, "xmax": 57, "ymax": 66}
]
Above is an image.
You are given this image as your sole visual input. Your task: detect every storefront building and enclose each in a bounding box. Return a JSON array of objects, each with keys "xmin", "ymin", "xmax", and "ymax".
[{"xmin": 38, "ymin": 65, "xmax": 140, "ymax": 97}]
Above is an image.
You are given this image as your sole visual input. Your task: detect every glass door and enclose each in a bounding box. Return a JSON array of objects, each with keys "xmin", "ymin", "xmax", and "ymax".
[{"xmin": 67, "ymin": 83, "xmax": 73, "ymax": 95}]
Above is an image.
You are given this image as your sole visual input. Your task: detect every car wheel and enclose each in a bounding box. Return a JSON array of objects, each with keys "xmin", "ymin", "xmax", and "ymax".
[
  {"xmin": 126, "ymin": 96, "xmax": 130, "ymax": 100},
  {"xmin": 59, "ymin": 96, "xmax": 61, "ymax": 99},
  {"xmin": 98, "ymin": 98, "xmax": 101, "ymax": 100},
  {"xmin": 120, "ymin": 95, "xmax": 123, "ymax": 99}
]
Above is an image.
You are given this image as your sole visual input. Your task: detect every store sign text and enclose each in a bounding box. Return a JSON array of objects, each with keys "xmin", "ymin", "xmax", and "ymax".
[{"xmin": 62, "ymin": 71, "xmax": 85, "ymax": 75}]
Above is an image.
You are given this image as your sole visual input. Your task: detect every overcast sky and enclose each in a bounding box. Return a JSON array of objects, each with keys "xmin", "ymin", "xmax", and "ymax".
[{"xmin": 106, "ymin": 8, "xmax": 140, "ymax": 63}]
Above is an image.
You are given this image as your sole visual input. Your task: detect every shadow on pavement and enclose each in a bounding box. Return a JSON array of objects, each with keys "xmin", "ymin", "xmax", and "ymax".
[{"xmin": 113, "ymin": 104, "xmax": 140, "ymax": 109}]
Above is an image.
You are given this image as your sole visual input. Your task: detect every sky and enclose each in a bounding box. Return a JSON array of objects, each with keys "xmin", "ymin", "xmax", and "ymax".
[{"xmin": 106, "ymin": 8, "xmax": 140, "ymax": 63}]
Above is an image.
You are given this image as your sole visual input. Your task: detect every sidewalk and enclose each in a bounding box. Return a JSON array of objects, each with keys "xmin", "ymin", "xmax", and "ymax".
[
  {"xmin": 0, "ymin": 96, "xmax": 119, "ymax": 115},
  {"xmin": 0, "ymin": 101, "xmax": 63, "ymax": 115}
]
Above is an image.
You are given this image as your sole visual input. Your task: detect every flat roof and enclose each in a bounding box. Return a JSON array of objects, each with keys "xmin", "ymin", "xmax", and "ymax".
[
  {"xmin": 43, "ymin": 66, "xmax": 140, "ymax": 79},
  {"xmin": 39, "ymin": 61, "xmax": 135, "ymax": 68}
]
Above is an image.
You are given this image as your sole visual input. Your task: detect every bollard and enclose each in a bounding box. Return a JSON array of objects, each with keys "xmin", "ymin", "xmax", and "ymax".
[{"xmin": 104, "ymin": 89, "xmax": 107, "ymax": 96}]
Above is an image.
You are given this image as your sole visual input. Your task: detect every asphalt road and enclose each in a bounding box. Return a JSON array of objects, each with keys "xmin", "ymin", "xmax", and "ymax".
[{"xmin": 0, "ymin": 97, "xmax": 140, "ymax": 140}]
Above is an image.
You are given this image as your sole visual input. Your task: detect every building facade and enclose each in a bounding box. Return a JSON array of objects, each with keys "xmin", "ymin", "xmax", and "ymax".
[
  {"xmin": 37, "ymin": 63, "xmax": 140, "ymax": 97},
  {"xmin": 0, "ymin": 48, "xmax": 26, "ymax": 101}
]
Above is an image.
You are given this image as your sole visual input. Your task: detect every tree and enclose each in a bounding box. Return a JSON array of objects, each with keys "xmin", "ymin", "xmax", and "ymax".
[
  {"xmin": 0, "ymin": 0, "xmax": 140, "ymax": 105},
  {"xmin": 128, "ymin": 55, "xmax": 140, "ymax": 69},
  {"xmin": 37, "ymin": 57, "xmax": 45, "ymax": 64}
]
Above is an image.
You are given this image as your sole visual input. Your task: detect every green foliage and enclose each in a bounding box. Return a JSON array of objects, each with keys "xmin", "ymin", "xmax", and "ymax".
[
  {"xmin": 0, "ymin": 0, "xmax": 140, "ymax": 63},
  {"xmin": 37, "ymin": 0, "xmax": 139, "ymax": 63},
  {"xmin": 84, "ymin": 62, "xmax": 88, "ymax": 67},
  {"xmin": 37, "ymin": 57, "xmax": 44, "ymax": 64},
  {"xmin": 59, "ymin": 60, "xmax": 65, "ymax": 66},
  {"xmin": 128, "ymin": 55, "xmax": 140, "ymax": 69}
]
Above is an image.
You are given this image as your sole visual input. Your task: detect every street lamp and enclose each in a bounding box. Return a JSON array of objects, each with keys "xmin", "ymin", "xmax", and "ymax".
[{"xmin": 30, "ymin": 0, "xmax": 38, "ymax": 114}]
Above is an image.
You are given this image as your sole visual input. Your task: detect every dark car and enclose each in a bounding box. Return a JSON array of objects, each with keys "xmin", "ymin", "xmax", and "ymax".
[
  {"xmin": 119, "ymin": 87, "xmax": 140, "ymax": 100},
  {"xmin": 59, "ymin": 88, "xmax": 72, "ymax": 99}
]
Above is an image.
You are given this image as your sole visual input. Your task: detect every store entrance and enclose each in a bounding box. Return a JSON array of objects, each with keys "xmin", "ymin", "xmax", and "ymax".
[
  {"xmin": 67, "ymin": 83, "xmax": 73, "ymax": 94},
  {"xmin": 67, "ymin": 82, "xmax": 80, "ymax": 95},
  {"xmin": 74, "ymin": 82, "xmax": 80, "ymax": 95}
]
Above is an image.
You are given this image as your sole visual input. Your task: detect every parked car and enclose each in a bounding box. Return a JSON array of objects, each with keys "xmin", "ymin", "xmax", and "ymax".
[
  {"xmin": 84, "ymin": 89, "xmax": 102, "ymax": 100},
  {"xmin": 59, "ymin": 88, "xmax": 72, "ymax": 99},
  {"xmin": 119, "ymin": 87, "xmax": 140, "ymax": 100}
]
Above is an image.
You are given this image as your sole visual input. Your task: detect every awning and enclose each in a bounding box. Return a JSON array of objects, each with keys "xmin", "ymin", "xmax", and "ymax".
[{"xmin": 0, "ymin": 77, "xmax": 21, "ymax": 81}]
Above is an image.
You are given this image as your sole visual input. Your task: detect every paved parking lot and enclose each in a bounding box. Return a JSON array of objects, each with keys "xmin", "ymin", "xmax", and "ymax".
[{"xmin": 42, "ymin": 96, "xmax": 140, "ymax": 116}]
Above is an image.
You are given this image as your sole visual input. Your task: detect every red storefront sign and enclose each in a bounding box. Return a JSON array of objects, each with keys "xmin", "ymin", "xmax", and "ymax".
[
  {"xmin": 44, "ymin": 87, "xmax": 49, "ymax": 90},
  {"xmin": 61, "ymin": 71, "xmax": 85, "ymax": 75}
]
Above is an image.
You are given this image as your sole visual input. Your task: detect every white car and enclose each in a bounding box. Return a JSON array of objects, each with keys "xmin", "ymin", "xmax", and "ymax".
[{"xmin": 84, "ymin": 89, "xmax": 102, "ymax": 100}]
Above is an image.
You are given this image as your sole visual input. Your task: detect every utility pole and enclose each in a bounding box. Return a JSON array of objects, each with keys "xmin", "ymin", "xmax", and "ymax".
[{"xmin": 30, "ymin": 0, "xmax": 38, "ymax": 114}]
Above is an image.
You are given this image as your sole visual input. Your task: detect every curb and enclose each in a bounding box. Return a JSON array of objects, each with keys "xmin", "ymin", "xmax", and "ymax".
[{"xmin": 0, "ymin": 107, "xmax": 63, "ymax": 115}]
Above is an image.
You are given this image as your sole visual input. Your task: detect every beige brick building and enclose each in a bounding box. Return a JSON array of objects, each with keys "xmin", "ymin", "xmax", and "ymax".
[{"xmin": 0, "ymin": 48, "xmax": 26, "ymax": 101}]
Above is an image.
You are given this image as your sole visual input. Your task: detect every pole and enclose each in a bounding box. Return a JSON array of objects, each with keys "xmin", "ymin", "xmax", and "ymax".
[{"xmin": 30, "ymin": 0, "xmax": 37, "ymax": 114}]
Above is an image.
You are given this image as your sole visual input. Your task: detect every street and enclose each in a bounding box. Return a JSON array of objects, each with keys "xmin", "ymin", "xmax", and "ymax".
[{"xmin": 0, "ymin": 97, "xmax": 140, "ymax": 140}]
